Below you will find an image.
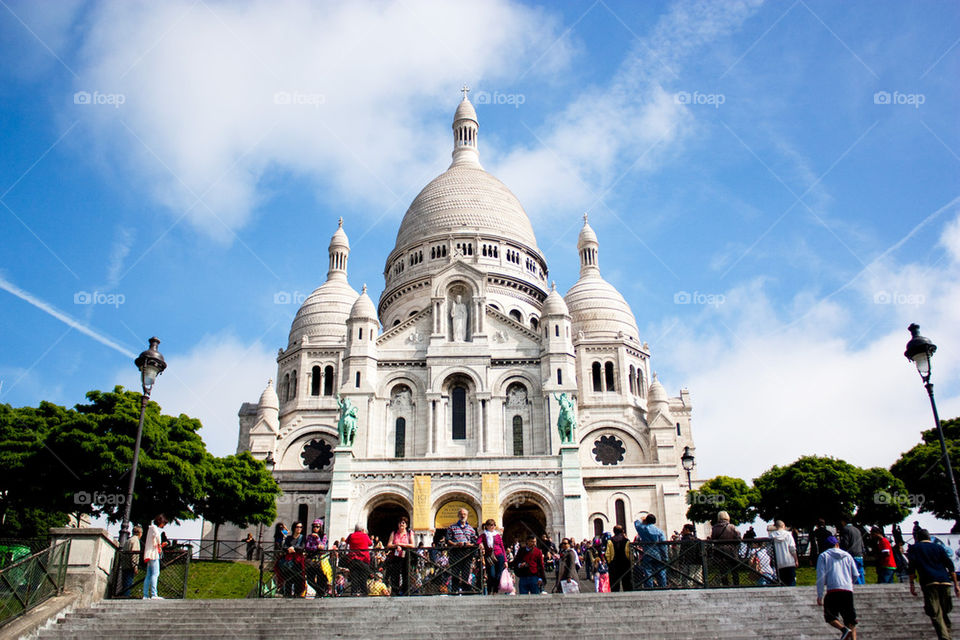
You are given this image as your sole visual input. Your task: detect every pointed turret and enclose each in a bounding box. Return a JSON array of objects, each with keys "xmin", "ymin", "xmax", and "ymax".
[
  {"xmin": 328, "ymin": 217, "xmax": 350, "ymax": 280},
  {"xmin": 578, "ymin": 213, "xmax": 599, "ymax": 276},
  {"xmin": 256, "ymin": 379, "xmax": 280, "ymax": 432},
  {"xmin": 451, "ymin": 85, "xmax": 480, "ymax": 168}
]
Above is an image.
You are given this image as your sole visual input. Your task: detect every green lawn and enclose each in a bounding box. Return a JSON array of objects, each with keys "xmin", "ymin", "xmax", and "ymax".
[
  {"xmin": 796, "ymin": 565, "xmax": 886, "ymax": 586},
  {"xmin": 185, "ymin": 560, "xmax": 260, "ymax": 599}
]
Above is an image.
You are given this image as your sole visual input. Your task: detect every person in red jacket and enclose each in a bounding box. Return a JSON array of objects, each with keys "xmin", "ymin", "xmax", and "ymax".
[
  {"xmin": 345, "ymin": 524, "xmax": 372, "ymax": 595},
  {"xmin": 511, "ymin": 534, "xmax": 546, "ymax": 594},
  {"xmin": 870, "ymin": 527, "xmax": 897, "ymax": 584}
]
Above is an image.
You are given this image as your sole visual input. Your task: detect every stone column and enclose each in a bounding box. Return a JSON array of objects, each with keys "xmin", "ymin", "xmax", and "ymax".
[
  {"xmin": 427, "ymin": 399, "xmax": 434, "ymax": 454},
  {"xmin": 326, "ymin": 448, "xmax": 355, "ymax": 542},
  {"xmin": 48, "ymin": 528, "xmax": 118, "ymax": 607},
  {"xmin": 559, "ymin": 444, "xmax": 587, "ymax": 540}
]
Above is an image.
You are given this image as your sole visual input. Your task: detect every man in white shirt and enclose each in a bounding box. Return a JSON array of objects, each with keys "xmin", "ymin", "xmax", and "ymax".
[
  {"xmin": 767, "ymin": 520, "xmax": 798, "ymax": 586},
  {"xmin": 142, "ymin": 514, "xmax": 167, "ymax": 599},
  {"xmin": 816, "ymin": 535, "xmax": 859, "ymax": 640}
]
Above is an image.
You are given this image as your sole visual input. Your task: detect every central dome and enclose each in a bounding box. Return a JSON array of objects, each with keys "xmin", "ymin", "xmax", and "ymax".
[{"xmin": 394, "ymin": 164, "xmax": 539, "ymax": 250}]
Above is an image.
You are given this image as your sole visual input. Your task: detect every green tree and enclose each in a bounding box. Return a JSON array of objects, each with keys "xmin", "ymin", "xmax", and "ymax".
[
  {"xmin": 891, "ymin": 416, "xmax": 960, "ymax": 531},
  {"xmin": 686, "ymin": 475, "xmax": 758, "ymax": 525},
  {"xmin": 854, "ymin": 467, "xmax": 911, "ymax": 526},
  {"xmin": 195, "ymin": 452, "xmax": 280, "ymax": 557},
  {"xmin": 753, "ymin": 456, "xmax": 862, "ymax": 530}
]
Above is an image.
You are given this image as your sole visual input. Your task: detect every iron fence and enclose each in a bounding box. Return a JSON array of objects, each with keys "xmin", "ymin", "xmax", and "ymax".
[
  {"xmin": 0, "ymin": 539, "xmax": 70, "ymax": 627},
  {"xmin": 258, "ymin": 546, "xmax": 486, "ymax": 598},
  {"xmin": 604, "ymin": 538, "xmax": 784, "ymax": 591},
  {"xmin": 110, "ymin": 544, "xmax": 191, "ymax": 599}
]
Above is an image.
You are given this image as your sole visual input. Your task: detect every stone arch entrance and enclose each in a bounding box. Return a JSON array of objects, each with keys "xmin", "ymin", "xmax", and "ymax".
[
  {"xmin": 366, "ymin": 502, "xmax": 411, "ymax": 544},
  {"xmin": 502, "ymin": 498, "xmax": 548, "ymax": 548}
]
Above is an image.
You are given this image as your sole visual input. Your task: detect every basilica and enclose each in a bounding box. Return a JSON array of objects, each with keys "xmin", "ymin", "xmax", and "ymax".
[{"xmin": 223, "ymin": 92, "xmax": 697, "ymax": 545}]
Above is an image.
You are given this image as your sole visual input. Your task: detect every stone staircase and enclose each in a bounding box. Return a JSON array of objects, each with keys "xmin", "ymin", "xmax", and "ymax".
[{"xmin": 35, "ymin": 585, "xmax": 935, "ymax": 639}]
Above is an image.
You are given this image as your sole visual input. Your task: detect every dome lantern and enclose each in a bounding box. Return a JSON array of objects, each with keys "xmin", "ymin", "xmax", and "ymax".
[
  {"xmin": 328, "ymin": 217, "xmax": 350, "ymax": 281},
  {"xmin": 451, "ymin": 85, "xmax": 480, "ymax": 168},
  {"xmin": 578, "ymin": 213, "xmax": 599, "ymax": 276}
]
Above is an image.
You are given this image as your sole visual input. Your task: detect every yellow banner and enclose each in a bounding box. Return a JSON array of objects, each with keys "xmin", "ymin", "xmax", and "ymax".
[
  {"xmin": 412, "ymin": 475, "xmax": 431, "ymax": 531},
  {"xmin": 481, "ymin": 473, "xmax": 500, "ymax": 525},
  {"xmin": 434, "ymin": 501, "xmax": 478, "ymax": 529}
]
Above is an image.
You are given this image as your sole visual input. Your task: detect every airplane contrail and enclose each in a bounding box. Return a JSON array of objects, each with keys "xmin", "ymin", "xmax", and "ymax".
[{"xmin": 0, "ymin": 275, "xmax": 137, "ymax": 359}]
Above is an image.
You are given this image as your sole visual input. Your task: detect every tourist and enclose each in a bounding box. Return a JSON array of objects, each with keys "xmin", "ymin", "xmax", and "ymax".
[
  {"xmin": 445, "ymin": 508, "xmax": 478, "ymax": 594},
  {"xmin": 913, "ymin": 521, "xmax": 924, "ymax": 543},
  {"xmin": 605, "ymin": 524, "xmax": 633, "ymax": 592},
  {"xmin": 908, "ymin": 528, "xmax": 959, "ymax": 640},
  {"xmin": 557, "ymin": 538, "xmax": 580, "ymax": 593},
  {"xmin": 679, "ymin": 524, "xmax": 700, "ymax": 587},
  {"xmin": 512, "ymin": 534, "xmax": 546, "ymax": 594},
  {"xmin": 305, "ymin": 519, "xmax": 328, "ymax": 597},
  {"xmin": 142, "ymin": 514, "xmax": 167, "ymax": 599},
  {"xmin": 367, "ymin": 570, "xmax": 390, "ymax": 596},
  {"xmin": 345, "ymin": 524, "xmax": 372, "ymax": 595},
  {"xmin": 811, "ymin": 518, "xmax": 832, "ymax": 566},
  {"xmin": 479, "ymin": 519, "xmax": 506, "ymax": 595},
  {"xmin": 767, "ymin": 520, "xmax": 798, "ymax": 586},
  {"xmin": 869, "ymin": 527, "xmax": 896, "ymax": 584},
  {"xmin": 245, "ymin": 533, "xmax": 257, "ymax": 561},
  {"xmin": 635, "ymin": 514, "xmax": 667, "ymax": 588},
  {"xmin": 582, "ymin": 541, "xmax": 594, "ymax": 581},
  {"xmin": 815, "ymin": 535, "xmax": 859, "ymax": 640},
  {"xmin": 274, "ymin": 522, "xmax": 288, "ymax": 550},
  {"xmin": 280, "ymin": 522, "xmax": 306, "ymax": 597},
  {"xmin": 743, "ymin": 526, "xmax": 757, "ymax": 540},
  {"xmin": 710, "ymin": 511, "xmax": 741, "ymax": 586},
  {"xmin": 838, "ymin": 516, "xmax": 865, "ymax": 585},
  {"xmin": 386, "ymin": 516, "xmax": 414, "ymax": 595},
  {"xmin": 120, "ymin": 525, "xmax": 141, "ymax": 597}
]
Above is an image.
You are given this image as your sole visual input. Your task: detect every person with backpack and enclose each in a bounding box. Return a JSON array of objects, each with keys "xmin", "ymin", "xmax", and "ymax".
[
  {"xmin": 908, "ymin": 528, "xmax": 960, "ymax": 640},
  {"xmin": 710, "ymin": 511, "xmax": 741, "ymax": 586},
  {"xmin": 605, "ymin": 525, "xmax": 633, "ymax": 591}
]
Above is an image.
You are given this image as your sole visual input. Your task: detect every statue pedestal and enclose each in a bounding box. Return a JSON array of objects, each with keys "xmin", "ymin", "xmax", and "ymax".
[
  {"xmin": 326, "ymin": 447, "xmax": 354, "ymax": 543},
  {"xmin": 559, "ymin": 444, "xmax": 586, "ymax": 540}
]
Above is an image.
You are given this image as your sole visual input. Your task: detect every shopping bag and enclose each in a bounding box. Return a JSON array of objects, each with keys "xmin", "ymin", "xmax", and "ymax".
[
  {"xmin": 499, "ymin": 569, "xmax": 515, "ymax": 594},
  {"xmin": 321, "ymin": 556, "xmax": 333, "ymax": 583},
  {"xmin": 561, "ymin": 579, "xmax": 580, "ymax": 594},
  {"xmin": 597, "ymin": 572, "xmax": 610, "ymax": 593}
]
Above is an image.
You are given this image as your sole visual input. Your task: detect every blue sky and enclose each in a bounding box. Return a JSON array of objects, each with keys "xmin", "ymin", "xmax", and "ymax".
[{"xmin": 1, "ymin": 0, "xmax": 959, "ymax": 530}]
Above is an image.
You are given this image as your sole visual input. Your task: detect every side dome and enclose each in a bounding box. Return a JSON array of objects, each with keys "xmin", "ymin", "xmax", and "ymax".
[
  {"xmin": 542, "ymin": 282, "xmax": 569, "ymax": 316},
  {"xmin": 258, "ymin": 379, "xmax": 279, "ymax": 411},
  {"xmin": 288, "ymin": 278, "xmax": 359, "ymax": 345},
  {"xmin": 350, "ymin": 285, "xmax": 378, "ymax": 322},
  {"xmin": 565, "ymin": 275, "xmax": 640, "ymax": 341}
]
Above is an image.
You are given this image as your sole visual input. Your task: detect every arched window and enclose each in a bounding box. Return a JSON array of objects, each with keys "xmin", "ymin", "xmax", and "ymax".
[
  {"xmin": 282, "ymin": 373, "xmax": 289, "ymax": 401},
  {"xmin": 358, "ymin": 327, "xmax": 363, "ymax": 340},
  {"xmin": 554, "ymin": 324, "xmax": 559, "ymax": 337},
  {"xmin": 311, "ymin": 366, "xmax": 321, "ymax": 396},
  {"xmin": 290, "ymin": 371, "xmax": 297, "ymax": 400},
  {"xmin": 629, "ymin": 365, "xmax": 636, "ymax": 394},
  {"xmin": 529, "ymin": 317, "xmax": 539, "ymax": 331},
  {"xmin": 395, "ymin": 418, "xmax": 406, "ymax": 458},
  {"xmin": 591, "ymin": 362, "xmax": 602, "ymax": 392},
  {"xmin": 594, "ymin": 518, "xmax": 604, "ymax": 537},
  {"xmin": 298, "ymin": 504, "xmax": 309, "ymax": 527},
  {"xmin": 604, "ymin": 362, "xmax": 615, "ymax": 392},
  {"xmin": 512, "ymin": 415, "xmax": 523, "ymax": 456},
  {"xmin": 509, "ymin": 309, "xmax": 522, "ymax": 323},
  {"xmin": 637, "ymin": 369, "xmax": 645, "ymax": 398},
  {"xmin": 676, "ymin": 422, "xmax": 681, "ymax": 436},
  {"xmin": 557, "ymin": 368, "xmax": 562, "ymax": 385},
  {"xmin": 393, "ymin": 319, "xmax": 401, "ymax": 326},
  {"xmin": 451, "ymin": 386, "xmax": 466, "ymax": 440},
  {"xmin": 355, "ymin": 371, "xmax": 361, "ymax": 388},
  {"xmin": 615, "ymin": 499, "xmax": 626, "ymax": 530},
  {"xmin": 323, "ymin": 365, "xmax": 334, "ymax": 396}
]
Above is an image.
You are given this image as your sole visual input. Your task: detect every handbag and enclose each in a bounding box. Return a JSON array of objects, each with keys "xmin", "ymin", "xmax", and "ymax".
[
  {"xmin": 561, "ymin": 579, "xmax": 580, "ymax": 594},
  {"xmin": 597, "ymin": 572, "xmax": 610, "ymax": 593},
  {"xmin": 499, "ymin": 568, "xmax": 515, "ymax": 594}
]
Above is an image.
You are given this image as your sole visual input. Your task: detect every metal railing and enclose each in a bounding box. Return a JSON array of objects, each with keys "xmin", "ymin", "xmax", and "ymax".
[
  {"xmin": 258, "ymin": 546, "xmax": 486, "ymax": 598},
  {"xmin": 602, "ymin": 538, "xmax": 784, "ymax": 591},
  {"xmin": 110, "ymin": 544, "xmax": 191, "ymax": 599},
  {"xmin": 0, "ymin": 539, "xmax": 70, "ymax": 627}
]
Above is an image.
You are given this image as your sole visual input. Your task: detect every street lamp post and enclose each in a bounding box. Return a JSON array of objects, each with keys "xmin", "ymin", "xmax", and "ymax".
[
  {"xmin": 681, "ymin": 446, "xmax": 696, "ymax": 491},
  {"xmin": 118, "ymin": 337, "xmax": 167, "ymax": 548},
  {"xmin": 904, "ymin": 323, "xmax": 960, "ymax": 533}
]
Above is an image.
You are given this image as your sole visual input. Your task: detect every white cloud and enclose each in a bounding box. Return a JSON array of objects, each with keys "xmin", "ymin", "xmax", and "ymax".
[
  {"xmin": 664, "ymin": 212, "xmax": 960, "ymax": 484},
  {"xmin": 69, "ymin": 0, "xmax": 573, "ymax": 239},
  {"xmin": 113, "ymin": 332, "xmax": 276, "ymax": 457}
]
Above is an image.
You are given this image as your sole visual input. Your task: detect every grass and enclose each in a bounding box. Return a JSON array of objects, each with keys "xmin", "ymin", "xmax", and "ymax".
[
  {"xmin": 795, "ymin": 565, "xmax": 884, "ymax": 586},
  {"xmin": 185, "ymin": 560, "xmax": 261, "ymax": 599}
]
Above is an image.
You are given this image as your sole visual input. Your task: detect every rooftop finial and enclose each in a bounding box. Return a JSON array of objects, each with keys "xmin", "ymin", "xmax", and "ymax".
[
  {"xmin": 362, "ymin": 283, "xmax": 367, "ymax": 294},
  {"xmin": 338, "ymin": 216, "xmax": 343, "ymax": 227},
  {"xmin": 583, "ymin": 212, "xmax": 589, "ymax": 224},
  {"xmin": 551, "ymin": 280, "xmax": 557, "ymax": 291},
  {"xmin": 461, "ymin": 84, "xmax": 470, "ymax": 100}
]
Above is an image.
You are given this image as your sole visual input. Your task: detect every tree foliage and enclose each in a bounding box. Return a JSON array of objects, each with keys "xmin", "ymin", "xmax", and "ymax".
[
  {"xmin": 753, "ymin": 456, "xmax": 862, "ymax": 530},
  {"xmin": 686, "ymin": 475, "xmax": 758, "ymax": 525},
  {"xmin": 855, "ymin": 467, "xmax": 910, "ymax": 526},
  {"xmin": 0, "ymin": 387, "xmax": 279, "ymax": 538},
  {"xmin": 891, "ymin": 416, "xmax": 960, "ymax": 527}
]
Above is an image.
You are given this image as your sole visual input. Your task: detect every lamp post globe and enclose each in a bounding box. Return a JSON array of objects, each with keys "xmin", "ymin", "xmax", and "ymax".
[
  {"xmin": 118, "ymin": 337, "xmax": 167, "ymax": 548},
  {"xmin": 681, "ymin": 446, "xmax": 695, "ymax": 490},
  {"xmin": 903, "ymin": 324, "xmax": 960, "ymax": 533}
]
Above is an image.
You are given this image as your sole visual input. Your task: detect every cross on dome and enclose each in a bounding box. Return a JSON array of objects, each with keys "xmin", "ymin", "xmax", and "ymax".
[{"xmin": 461, "ymin": 84, "xmax": 470, "ymax": 100}]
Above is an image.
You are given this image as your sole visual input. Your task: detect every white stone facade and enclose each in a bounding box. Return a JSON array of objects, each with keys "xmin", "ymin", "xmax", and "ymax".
[{"xmin": 223, "ymin": 93, "xmax": 697, "ymax": 546}]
